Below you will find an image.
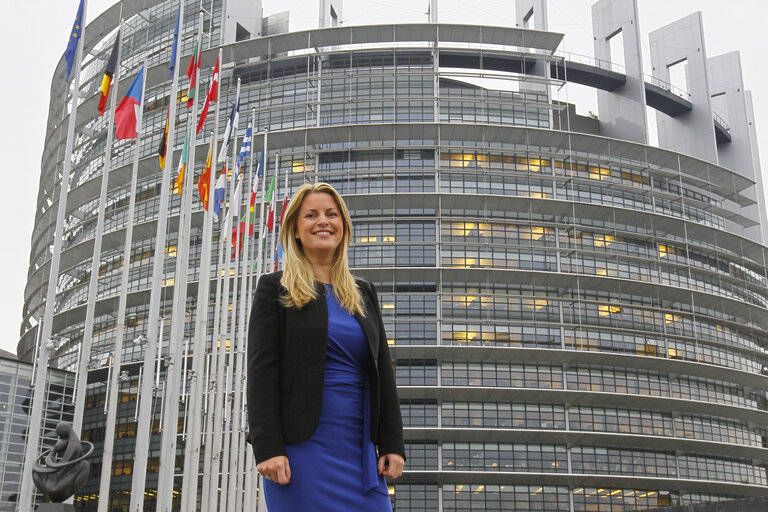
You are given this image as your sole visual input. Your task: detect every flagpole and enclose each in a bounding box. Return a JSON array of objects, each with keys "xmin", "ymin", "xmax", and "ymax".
[
  {"xmin": 253, "ymin": 132, "xmax": 271, "ymax": 512},
  {"xmin": 208, "ymin": 83, "xmax": 241, "ymax": 507},
  {"xmin": 19, "ymin": 1, "xmax": 87, "ymax": 510},
  {"xmin": 129, "ymin": 16, "xmax": 184, "ymax": 512},
  {"xmin": 156, "ymin": 106, "xmax": 193, "ymax": 511},
  {"xmin": 202, "ymin": 222, "xmax": 226, "ymax": 510},
  {"xmin": 220, "ymin": 165, "xmax": 241, "ymax": 512},
  {"xmin": 156, "ymin": 8, "xmax": 206, "ymax": 507},
  {"xmin": 89, "ymin": 17, "xmax": 126, "ymax": 512},
  {"xmin": 217, "ymin": 75, "xmax": 244, "ymax": 512},
  {"xmin": 235, "ymin": 113, "xmax": 256, "ymax": 512},
  {"xmin": 208, "ymin": 199, "xmax": 234, "ymax": 512},
  {"xmin": 217, "ymin": 142, "xmax": 244, "ymax": 512},
  {"xmin": 179, "ymin": 14, "xmax": 213, "ymax": 505},
  {"xmin": 201, "ymin": 46, "xmax": 224, "ymax": 508},
  {"xmin": 227, "ymin": 97, "xmax": 247, "ymax": 512}
]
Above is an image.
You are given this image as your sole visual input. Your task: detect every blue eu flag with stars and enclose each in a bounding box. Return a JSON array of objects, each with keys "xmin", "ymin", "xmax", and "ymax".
[{"xmin": 65, "ymin": 0, "xmax": 85, "ymax": 82}]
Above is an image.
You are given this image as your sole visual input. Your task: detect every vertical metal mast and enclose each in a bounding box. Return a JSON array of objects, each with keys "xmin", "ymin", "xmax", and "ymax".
[
  {"xmin": 155, "ymin": 114, "xmax": 191, "ymax": 512},
  {"xmin": 234, "ymin": 111, "xmax": 257, "ymax": 512},
  {"xmin": 19, "ymin": 2, "xmax": 88, "ymax": 510},
  {"xmin": 218, "ymin": 135, "xmax": 243, "ymax": 512},
  {"xmin": 155, "ymin": 9, "xmax": 202, "ymax": 510},
  {"xmin": 180, "ymin": 20, "xmax": 219, "ymax": 509},
  {"xmin": 77, "ymin": 5, "xmax": 123, "ymax": 442},
  {"xmin": 93, "ymin": 19, "xmax": 128, "ymax": 512},
  {"xmin": 226, "ymin": 82, "xmax": 246, "ymax": 512},
  {"xmin": 129, "ymin": 10, "xmax": 181, "ymax": 512},
  {"xmin": 202, "ymin": 224, "xmax": 226, "ymax": 509}
]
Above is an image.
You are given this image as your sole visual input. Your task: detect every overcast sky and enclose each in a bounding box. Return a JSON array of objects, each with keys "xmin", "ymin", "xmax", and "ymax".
[{"xmin": 2, "ymin": 0, "xmax": 766, "ymax": 355}]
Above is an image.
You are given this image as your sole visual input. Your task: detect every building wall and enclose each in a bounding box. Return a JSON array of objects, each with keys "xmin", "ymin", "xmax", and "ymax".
[
  {"xmin": 22, "ymin": 1, "xmax": 768, "ymax": 511},
  {"xmin": 0, "ymin": 356, "xmax": 74, "ymax": 511}
]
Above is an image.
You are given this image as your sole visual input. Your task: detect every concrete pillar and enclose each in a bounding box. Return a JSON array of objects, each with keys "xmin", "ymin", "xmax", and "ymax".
[
  {"xmin": 515, "ymin": 0, "xmax": 548, "ymax": 30},
  {"xmin": 649, "ymin": 12, "xmax": 718, "ymax": 163},
  {"xmin": 708, "ymin": 52, "xmax": 767, "ymax": 243},
  {"xmin": 222, "ymin": 0, "xmax": 263, "ymax": 44},
  {"xmin": 515, "ymin": 0, "xmax": 551, "ymax": 126},
  {"xmin": 591, "ymin": 0, "xmax": 648, "ymax": 143},
  {"xmin": 319, "ymin": 0, "xmax": 342, "ymax": 28}
]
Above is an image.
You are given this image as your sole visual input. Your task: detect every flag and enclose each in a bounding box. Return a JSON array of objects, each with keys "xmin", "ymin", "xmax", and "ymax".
[
  {"xmin": 196, "ymin": 57, "xmax": 219, "ymax": 134},
  {"xmin": 275, "ymin": 243, "xmax": 283, "ymax": 271},
  {"xmin": 212, "ymin": 170, "xmax": 227, "ymax": 222},
  {"xmin": 185, "ymin": 37, "xmax": 201, "ymax": 108},
  {"xmin": 169, "ymin": 2, "xmax": 181, "ymax": 78},
  {"xmin": 217, "ymin": 96, "xmax": 240, "ymax": 163},
  {"xmin": 230, "ymin": 176, "xmax": 244, "ymax": 256},
  {"xmin": 158, "ymin": 105, "xmax": 170, "ymax": 169},
  {"xmin": 197, "ymin": 144, "xmax": 213, "ymax": 208},
  {"xmin": 265, "ymin": 173, "xmax": 277, "ymax": 231},
  {"xmin": 249, "ymin": 151, "xmax": 264, "ymax": 208},
  {"xmin": 114, "ymin": 67, "xmax": 144, "ymax": 140},
  {"xmin": 64, "ymin": 0, "xmax": 85, "ymax": 82},
  {"xmin": 213, "ymin": 171, "xmax": 227, "ymax": 222},
  {"xmin": 236, "ymin": 121, "xmax": 252, "ymax": 172},
  {"xmin": 278, "ymin": 193, "xmax": 288, "ymax": 228},
  {"xmin": 175, "ymin": 130, "xmax": 189, "ymax": 195},
  {"xmin": 97, "ymin": 31, "xmax": 120, "ymax": 116}
]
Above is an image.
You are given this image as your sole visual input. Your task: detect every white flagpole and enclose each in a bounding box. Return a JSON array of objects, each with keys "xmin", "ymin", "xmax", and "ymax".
[
  {"xmin": 156, "ymin": 110, "xmax": 193, "ymax": 512},
  {"xmin": 99, "ymin": 53, "xmax": 148, "ymax": 509},
  {"xmin": 205, "ymin": 47, "xmax": 230, "ymax": 510},
  {"xmin": 180, "ymin": 16, "xmax": 216, "ymax": 510},
  {"xmin": 79, "ymin": 9, "xmax": 123, "ymax": 442},
  {"xmin": 157, "ymin": 10, "xmax": 208, "ymax": 509},
  {"xmin": 91, "ymin": 21, "xmax": 131, "ymax": 512},
  {"xmin": 234, "ymin": 113, "xmax": 255, "ymax": 512},
  {"xmin": 129, "ymin": 22, "xmax": 184, "ymax": 512},
  {"xmin": 227, "ymin": 104, "xmax": 247, "ymax": 512},
  {"xmin": 202, "ymin": 222, "xmax": 226, "ymax": 510},
  {"xmin": 220, "ymin": 76, "xmax": 244, "ymax": 511},
  {"xmin": 243, "ymin": 113, "xmax": 260, "ymax": 511},
  {"xmin": 208, "ymin": 201, "xmax": 234, "ymax": 511},
  {"xmin": 19, "ymin": 2, "xmax": 88, "ymax": 510},
  {"xmin": 220, "ymin": 168, "xmax": 242, "ymax": 512}
]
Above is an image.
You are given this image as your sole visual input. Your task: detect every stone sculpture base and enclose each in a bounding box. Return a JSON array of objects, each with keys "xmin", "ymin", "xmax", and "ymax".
[{"xmin": 37, "ymin": 504, "xmax": 76, "ymax": 512}]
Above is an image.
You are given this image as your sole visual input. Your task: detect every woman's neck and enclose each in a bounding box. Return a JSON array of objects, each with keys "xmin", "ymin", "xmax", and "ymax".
[{"xmin": 308, "ymin": 257, "xmax": 333, "ymax": 284}]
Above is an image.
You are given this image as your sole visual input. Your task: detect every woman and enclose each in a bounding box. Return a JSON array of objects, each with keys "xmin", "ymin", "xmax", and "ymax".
[{"xmin": 247, "ymin": 182, "xmax": 405, "ymax": 510}]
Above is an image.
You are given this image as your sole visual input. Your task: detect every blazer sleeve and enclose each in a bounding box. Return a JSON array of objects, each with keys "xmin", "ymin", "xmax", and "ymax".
[
  {"xmin": 247, "ymin": 273, "xmax": 287, "ymax": 464},
  {"xmin": 367, "ymin": 281, "xmax": 406, "ymax": 460}
]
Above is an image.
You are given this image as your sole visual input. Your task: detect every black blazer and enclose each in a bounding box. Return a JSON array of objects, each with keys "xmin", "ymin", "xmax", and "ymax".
[{"xmin": 246, "ymin": 271, "xmax": 405, "ymax": 465}]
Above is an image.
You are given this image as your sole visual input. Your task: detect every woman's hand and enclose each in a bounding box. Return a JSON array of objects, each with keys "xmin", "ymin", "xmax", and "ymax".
[
  {"xmin": 377, "ymin": 453, "xmax": 405, "ymax": 479},
  {"xmin": 257, "ymin": 455, "xmax": 291, "ymax": 485}
]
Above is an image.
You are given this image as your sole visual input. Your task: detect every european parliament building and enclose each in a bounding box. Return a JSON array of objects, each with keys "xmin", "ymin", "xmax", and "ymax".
[{"xmin": 19, "ymin": 0, "xmax": 768, "ymax": 510}]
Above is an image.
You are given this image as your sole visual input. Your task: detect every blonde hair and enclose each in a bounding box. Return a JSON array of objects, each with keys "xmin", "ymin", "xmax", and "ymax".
[{"xmin": 279, "ymin": 182, "xmax": 365, "ymax": 316}]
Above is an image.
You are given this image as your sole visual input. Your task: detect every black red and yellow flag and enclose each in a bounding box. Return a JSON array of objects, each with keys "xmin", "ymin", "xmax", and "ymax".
[
  {"xmin": 97, "ymin": 31, "xmax": 120, "ymax": 116},
  {"xmin": 158, "ymin": 104, "xmax": 170, "ymax": 170}
]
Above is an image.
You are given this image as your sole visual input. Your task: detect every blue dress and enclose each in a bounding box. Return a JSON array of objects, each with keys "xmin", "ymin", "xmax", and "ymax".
[{"xmin": 263, "ymin": 284, "xmax": 392, "ymax": 511}]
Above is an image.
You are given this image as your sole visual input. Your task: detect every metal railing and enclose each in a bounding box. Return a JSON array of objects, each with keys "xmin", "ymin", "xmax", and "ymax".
[
  {"xmin": 713, "ymin": 110, "xmax": 730, "ymax": 132},
  {"xmin": 645, "ymin": 74, "xmax": 691, "ymax": 101}
]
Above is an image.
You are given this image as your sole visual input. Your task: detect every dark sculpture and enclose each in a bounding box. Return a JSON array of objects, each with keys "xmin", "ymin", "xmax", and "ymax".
[{"xmin": 32, "ymin": 422, "xmax": 93, "ymax": 504}]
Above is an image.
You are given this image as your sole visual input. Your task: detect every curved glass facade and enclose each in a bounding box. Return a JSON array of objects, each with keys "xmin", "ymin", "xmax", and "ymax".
[{"xmin": 23, "ymin": 0, "xmax": 768, "ymax": 510}]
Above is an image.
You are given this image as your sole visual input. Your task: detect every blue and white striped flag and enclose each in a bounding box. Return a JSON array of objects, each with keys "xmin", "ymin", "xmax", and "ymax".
[{"xmin": 236, "ymin": 120, "xmax": 253, "ymax": 171}]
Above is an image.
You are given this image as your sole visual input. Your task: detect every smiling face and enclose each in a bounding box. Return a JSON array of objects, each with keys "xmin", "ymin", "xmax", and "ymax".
[{"xmin": 294, "ymin": 192, "xmax": 344, "ymax": 263}]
